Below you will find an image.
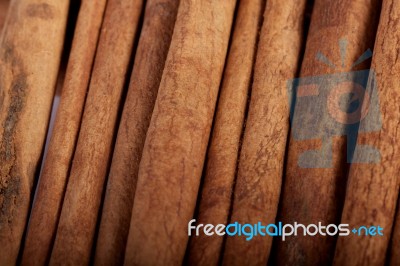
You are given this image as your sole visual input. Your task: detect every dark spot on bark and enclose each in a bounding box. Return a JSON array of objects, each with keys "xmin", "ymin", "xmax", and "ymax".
[
  {"xmin": 0, "ymin": 44, "xmax": 27, "ymax": 226},
  {"xmin": 26, "ymin": 3, "xmax": 54, "ymax": 20}
]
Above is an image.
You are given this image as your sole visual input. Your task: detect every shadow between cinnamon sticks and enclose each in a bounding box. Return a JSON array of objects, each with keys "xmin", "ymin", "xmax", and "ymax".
[
  {"xmin": 94, "ymin": 0, "xmax": 179, "ymax": 265},
  {"xmin": 49, "ymin": 0, "xmax": 143, "ymax": 264},
  {"xmin": 0, "ymin": 1, "xmax": 69, "ymax": 265},
  {"xmin": 334, "ymin": 0, "xmax": 400, "ymax": 264},
  {"xmin": 186, "ymin": 0, "xmax": 264, "ymax": 265},
  {"xmin": 20, "ymin": 1, "xmax": 107, "ymax": 265},
  {"xmin": 222, "ymin": 0, "xmax": 307, "ymax": 265},
  {"xmin": 123, "ymin": 0, "xmax": 237, "ymax": 265}
]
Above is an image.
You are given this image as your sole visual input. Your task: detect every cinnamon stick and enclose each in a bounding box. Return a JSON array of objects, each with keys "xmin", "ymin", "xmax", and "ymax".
[
  {"xmin": 21, "ymin": 0, "xmax": 107, "ymax": 264},
  {"xmin": 222, "ymin": 0, "xmax": 307, "ymax": 265},
  {"xmin": 390, "ymin": 199, "xmax": 400, "ymax": 266},
  {"xmin": 0, "ymin": 0, "xmax": 9, "ymax": 32},
  {"xmin": 333, "ymin": 0, "xmax": 400, "ymax": 264},
  {"xmin": 274, "ymin": 0, "xmax": 381, "ymax": 264},
  {"xmin": 49, "ymin": 0, "xmax": 143, "ymax": 264},
  {"xmin": 123, "ymin": 0, "xmax": 236, "ymax": 265},
  {"xmin": 0, "ymin": 1, "xmax": 69, "ymax": 265},
  {"xmin": 186, "ymin": 0, "xmax": 264, "ymax": 265},
  {"xmin": 94, "ymin": 0, "xmax": 179, "ymax": 265}
]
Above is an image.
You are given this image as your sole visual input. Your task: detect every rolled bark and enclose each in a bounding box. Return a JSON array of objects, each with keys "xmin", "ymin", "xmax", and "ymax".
[
  {"xmin": 94, "ymin": 0, "xmax": 179, "ymax": 265},
  {"xmin": 21, "ymin": 0, "xmax": 107, "ymax": 265},
  {"xmin": 274, "ymin": 0, "xmax": 381, "ymax": 265},
  {"xmin": 0, "ymin": 1, "xmax": 68, "ymax": 265},
  {"xmin": 221, "ymin": 0, "xmax": 307, "ymax": 265},
  {"xmin": 333, "ymin": 0, "xmax": 400, "ymax": 264},
  {"xmin": 49, "ymin": 0, "xmax": 143, "ymax": 265},
  {"xmin": 390, "ymin": 199, "xmax": 400, "ymax": 266},
  {"xmin": 0, "ymin": 0, "xmax": 9, "ymax": 32},
  {"xmin": 123, "ymin": 0, "xmax": 236, "ymax": 265},
  {"xmin": 186, "ymin": 0, "xmax": 264, "ymax": 265}
]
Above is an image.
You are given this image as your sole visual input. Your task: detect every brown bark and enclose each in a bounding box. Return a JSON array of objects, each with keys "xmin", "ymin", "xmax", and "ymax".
[
  {"xmin": 221, "ymin": 0, "xmax": 307, "ymax": 265},
  {"xmin": 0, "ymin": 0, "xmax": 9, "ymax": 32},
  {"xmin": 20, "ymin": 0, "xmax": 107, "ymax": 265},
  {"xmin": 334, "ymin": 0, "xmax": 400, "ymax": 264},
  {"xmin": 93, "ymin": 0, "xmax": 179, "ymax": 265},
  {"xmin": 0, "ymin": 0, "xmax": 69, "ymax": 265},
  {"xmin": 123, "ymin": 0, "xmax": 236, "ymax": 265},
  {"xmin": 390, "ymin": 199, "xmax": 400, "ymax": 266},
  {"xmin": 274, "ymin": 0, "xmax": 381, "ymax": 264},
  {"xmin": 49, "ymin": 0, "xmax": 143, "ymax": 265},
  {"xmin": 186, "ymin": 0, "xmax": 264, "ymax": 265}
]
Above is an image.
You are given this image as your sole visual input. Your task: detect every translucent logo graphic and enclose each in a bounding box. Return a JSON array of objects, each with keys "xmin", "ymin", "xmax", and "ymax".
[{"xmin": 288, "ymin": 38, "xmax": 382, "ymax": 168}]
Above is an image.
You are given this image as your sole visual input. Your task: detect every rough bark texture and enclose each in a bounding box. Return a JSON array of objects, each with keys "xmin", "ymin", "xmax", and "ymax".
[
  {"xmin": 0, "ymin": 1, "xmax": 68, "ymax": 265},
  {"xmin": 20, "ymin": 0, "xmax": 107, "ymax": 265},
  {"xmin": 49, "ymin": 0, "xmax": 143, "ymax": 265},
  {"xmin": 94, "ymin": 0, "xmax": 179, "ymax": 265},
  {"xmin": 221, "ymin": 0, "xmax": 307, "ymax": 265},
  {"xmin": 390, "ymin": 199, "xmax": 400, "ymax": 266},
  {"xmin": 123, "ymin": 0, "xmax": 236, "ymax": 265},
  {"xmin": 334, "ymin": 0, "xmax": 400, "ymax": 264},
  {"xmin": 274, "ymin": 0, "xmax": 381, "ymax": 265},
  {"xmin": 0, "ymin": 0, "xmax": 9, "ymax": 32},
  {"xmin": 186, "ymin": 0, "xmax": 264, "ymax": 265}
]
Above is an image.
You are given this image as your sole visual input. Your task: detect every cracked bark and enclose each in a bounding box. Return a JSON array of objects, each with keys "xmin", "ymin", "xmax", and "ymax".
[
  {"xmin": 49, "ymin": 0, "xmax": 143, "ymax": 265},
  {"xmin": 123, "ymin": 0, "xmax": 236, "ymax": 265},
  {"xmin": 20, "ymin": 1, "xmax": 107, "ymax": 265},
  {"xmin": 0, "ymin": 0, "xmax": 68, "ymax": 265},
  {"xmin": 221, "ymin": 0, "xmax": 307, "ymax": 265},
  {"xmin": 185, "ymin": 0, "xmax": 264, "ymax": 265},
  {"xmin": 334, "ymin": 0, "xmax": 400, "ymax": 265},
  {"xmin": 93, "ymin": 0, "xmax": 179, "ymax": 265},
  {"xmin": 275, "ymin": 0, "xmax": 382, "ymax": 265}
]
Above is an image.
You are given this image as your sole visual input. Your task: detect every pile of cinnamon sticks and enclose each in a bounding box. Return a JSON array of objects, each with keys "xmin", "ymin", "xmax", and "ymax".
[{"xmin": 0, "ymin": 0, "xmax": 399, "ymax": 265}]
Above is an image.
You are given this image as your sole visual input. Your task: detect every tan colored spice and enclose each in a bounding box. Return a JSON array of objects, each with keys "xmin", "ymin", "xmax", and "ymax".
[
  {"xmin": 222, "ymin": 0, "xmax": 307, "ymax": 265},
  {"xmin": 20, "ymin": 1, "xmax": 107, "ymax": 265},
  {"xmin": 49, "ymin": 0, "xmax": 143, "ymax": 264},
  {"xmin": 334, "ymin": 0, "xmax": 400, "ymax": 264},
  {"xmin": 94, "ymin": 0, "xmax": 179, "ymax": 265},
  {"xmin": 0, "ymin": 1, "xmax": 69, "ymax": 265},
  {"xmin": 275, "ymin": 0, "xmax": 381, "ymax": 264},
  {"xmin": 123, "ymin": 0, "xmax": 236, "ymax": 265},
  {"xmin": 186, "ymin": 0, "xmax": 264, "ymax": 265}
]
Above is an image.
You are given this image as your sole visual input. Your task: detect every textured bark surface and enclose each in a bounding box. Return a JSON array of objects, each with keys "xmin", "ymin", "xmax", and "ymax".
[
  {"xmin": 274, "ymin": 0, "xmax": 381, "ymax": 265},
  {"xmin": 390, "ymin": 199, "xmax": 400, "ymax": 266},
  {"xmin": 221, "ymin": 0, "xmax": 307, "ymax": 265},
  {"xmin": 94, "ymin": 0, "xmax": 179, "ymax": 265},
  {"xmin": 123, "ymin": 0, "xmax": 236, "ymax": 265},
  {"xmin": 20, "ymin": 1, "xmax": 107, "ymax": 265},
  {"xmin": 186, "ymin": 0, "xmax": 264, "ymax": 265},
  {"xmin": 0, "ymin": 0, "xmax": 9, "ymax": 32},
  {"xmin": 334, "ymin": 0, "xmax": 400, "ymax": 264},
  {"xmin": 0, "ymin": 1, "xmax": 68, "ymax": 265},
  {"xmin": 49, "ymin": 0, "xmax": 143, "ymax": 264}
]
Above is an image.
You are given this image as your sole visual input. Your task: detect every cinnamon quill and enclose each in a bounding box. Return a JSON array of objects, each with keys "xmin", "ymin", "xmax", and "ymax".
[
  {"xmin": 21, "ymin": 0, "xmax": 107, "ymax": 264},
  {"xmin": 94, "ymin": 0, "xmax": 179, "ymax": 264},
  {"xmin": 49, "ymin": 0, "xmax": 143, "ymax": 264},
  {"xmin": 0, "ymin": 0, "xmax": 69, "ymax": 264},
  {"xmin": 124, "ymin": 0, "xmax": 237, "ymax": 264}
]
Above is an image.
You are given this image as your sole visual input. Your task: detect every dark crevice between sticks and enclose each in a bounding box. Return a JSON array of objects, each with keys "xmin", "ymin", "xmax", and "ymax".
[{"xmin": 17, "ymin": 0, "xmax": 81, "ymax": 264}]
